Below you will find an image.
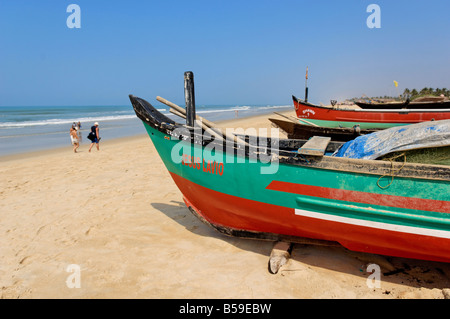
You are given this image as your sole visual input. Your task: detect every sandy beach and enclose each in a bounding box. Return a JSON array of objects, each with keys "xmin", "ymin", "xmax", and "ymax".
[{"xmin": 1, "ymin": 110, "xmax": 450, "ymax": 299}]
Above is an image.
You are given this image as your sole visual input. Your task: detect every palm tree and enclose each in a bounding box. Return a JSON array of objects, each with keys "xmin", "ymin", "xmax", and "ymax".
[
  {"xmin": 403, "ymin": 88, "xmax": 411, "ymax": 99},
  {"xmin": 419, "ymin": 88, "xmax": 426, "ymax": 95}
]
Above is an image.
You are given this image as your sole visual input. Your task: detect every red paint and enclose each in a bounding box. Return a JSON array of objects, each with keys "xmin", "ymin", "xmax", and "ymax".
[
  {"xmin": 182, "ymin": 154, "xmax": 201, "ymax": 170},
  {"xmin": 169, "ymin": 172, "xmax": 450, "ymax": 263},
  {"xmin": 294, "ymin": 99, "xmax": 450, "ymax": 124},
  {"xmin": 202, "ymin": 159, "xmax": 224, "ymax": 176},
  {"xmin": 181, "ymin": 153, "xmax": 224, "ymax": 176},
  {"xmin": 266, "ymin": 181, "xmax": 450, "ymax": 214}
]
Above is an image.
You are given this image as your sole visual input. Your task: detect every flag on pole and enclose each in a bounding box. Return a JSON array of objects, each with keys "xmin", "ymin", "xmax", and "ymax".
[
  {"xmin": 306, "ymin": 67, "xmax": 308, "ymax": 80},
  {"xmin": 393, "ymin": 80, "xmax": 398, "ymax": 88}
]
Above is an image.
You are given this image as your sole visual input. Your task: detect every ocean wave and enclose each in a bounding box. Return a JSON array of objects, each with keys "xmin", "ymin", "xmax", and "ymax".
[
  {"xmin": 0, "ymin": 114, "xmax": 137, "ymax": 128},
  {"xmin": 194, "ymin": 105, "xmax": 290, "ymax": 114},
  {"xmin": 197, "ymin": 108, "xmax": 247, "ymax": 114},
  {"xmin": 0, "ymin": 105, "xmax": 290, "ymax": 129},
  {"xmin": 255, "ymin": 105, "xmax": 292, "ymax": 110}
]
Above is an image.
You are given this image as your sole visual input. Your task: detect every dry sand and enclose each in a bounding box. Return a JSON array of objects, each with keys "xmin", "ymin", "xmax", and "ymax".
[{"xmin": 1, "ymin": 111, "xmax": 450, "ymax": 299}]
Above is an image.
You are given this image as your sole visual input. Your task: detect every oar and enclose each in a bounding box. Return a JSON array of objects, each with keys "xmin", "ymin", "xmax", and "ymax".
[
  {"xmin": 157, "ymin": 96, "xmax": 248, "ymax": 146},
  {"xmin": 273, "ymin": 111, "xmax": 319, "ymax": 127},
  {"xmin": 158, "ymin": 96, "xmax": 216, "ymax": 127},
  {"xmin": 169, "ymin": 108, "xmax": 224, "ymax": 143},
  {"xmin": 297, "ymin": 118, "xmax": 319, "ymax": 127},
  {"xmin": 169, "ymin": 108, "xmax": 186, "ymax": 120}
]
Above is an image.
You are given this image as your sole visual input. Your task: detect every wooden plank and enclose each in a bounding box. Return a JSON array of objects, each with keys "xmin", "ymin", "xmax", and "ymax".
[
  {"xmin": 298, "ymin": 136, "xmax": 331, "ymax": 156},
  {"xmin": 273, "ymin": 111, "xmax": 319, "ymax": 127}
]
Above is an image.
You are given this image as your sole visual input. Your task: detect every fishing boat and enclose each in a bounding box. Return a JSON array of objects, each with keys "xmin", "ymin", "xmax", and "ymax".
[
  {"xmin": 293, "ymin": 95, "xmax": 450, "ymax": 129},
  {"xmin": 129, "ymin": 91, "xmax": 450, "ymax": 264},
  {"xmin": 269, "ymin": 117, "xmax": 378, "ymax": 142},
  {"xmin": 355, "ymin": 97, "xmax": 450, "ymax": 110}
]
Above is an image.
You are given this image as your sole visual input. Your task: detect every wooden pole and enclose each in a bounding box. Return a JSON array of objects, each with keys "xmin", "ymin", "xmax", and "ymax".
[
  {"xmin": 269, "ymin": 242, "xmax": 293, "ymax": 274},
  {"xmin": 157, "ymin": 96, "xmax": 248, "ymax": 146},
  {"xmin": 274, "ymin": 111, "xmax": 319, "ymax": 127},
  {"xmin": 184, "ymin": 71, "xmax": 195, "ymax": 127},
  {"xmin": 297, "ymin": 117, "xmax": 319, "ymax": 127},
  {"xmin": 305, "ymin": 66, "xmax": 309, "ymax": 103},
  {"xmin": 170, "ymin": 107, "xmax": 224, "ymax": 142},
  {"xmin": 157, "ymin": 96, "xmax": 216, "ymax": 128},
  {"xmin": 169, "ymin": 108, "xmax": 186, "ymax": 119}
]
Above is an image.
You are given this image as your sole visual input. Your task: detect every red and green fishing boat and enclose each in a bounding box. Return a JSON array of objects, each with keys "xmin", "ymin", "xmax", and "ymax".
[
  {"xmin": 293, "ymin": 95, "xmax": 450, "ymax": 129},
  {"xmin": 130, "ymin": 94, "xmax": 450, "ymax": 263}
]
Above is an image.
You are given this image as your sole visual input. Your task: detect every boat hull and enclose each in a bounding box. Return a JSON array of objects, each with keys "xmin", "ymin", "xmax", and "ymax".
[
  {"xmin": 269, "ymin": 118, "xmax": 378, "ymax": 141},
  {"xmin": 294, "ymin": 96, "xmax": 450, "ymax": 129},
  {"xmin": 355, "ymin": 100, "xmax": 450, "ymax": 110},
  {"xmin": 173, "ymin": 171, "xmax": 450, "ymax": 263},
  {"xmin": 130, "ymin": 95, "xmax": 450, "ymax": 263}
]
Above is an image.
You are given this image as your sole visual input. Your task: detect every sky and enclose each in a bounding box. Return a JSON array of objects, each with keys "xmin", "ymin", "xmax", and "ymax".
[{"xmin": 0, "ymin": 0, "xmax": 449, "ymax": 107}]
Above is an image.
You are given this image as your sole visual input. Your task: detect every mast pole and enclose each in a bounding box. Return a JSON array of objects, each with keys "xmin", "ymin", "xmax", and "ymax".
[{"xmin": 305, "ymin": 66, "xmax": 309, "ymax": 102}]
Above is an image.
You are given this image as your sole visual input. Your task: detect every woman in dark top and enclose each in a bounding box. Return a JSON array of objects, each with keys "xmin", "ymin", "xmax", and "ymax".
[{"xmin": 88, "ymin": 122, "xmax": 100, "ymax": 152}]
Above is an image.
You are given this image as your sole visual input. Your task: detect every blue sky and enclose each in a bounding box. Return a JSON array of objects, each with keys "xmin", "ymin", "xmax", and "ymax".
[{"xmin": 0, "ymin": 0, "xmax": 449, "ymax": 106}]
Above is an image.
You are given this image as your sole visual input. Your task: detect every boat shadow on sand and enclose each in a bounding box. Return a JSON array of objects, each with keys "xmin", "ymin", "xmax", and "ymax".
[{"xmin": 151, "ymin": 201, "xmax": 450, "ymax": 293}]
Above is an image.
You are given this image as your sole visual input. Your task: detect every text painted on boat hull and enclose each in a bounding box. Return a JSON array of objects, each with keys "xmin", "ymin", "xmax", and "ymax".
[{"xmin": 181, "ymin": 154, "xmax": 224, "ymax": 176}]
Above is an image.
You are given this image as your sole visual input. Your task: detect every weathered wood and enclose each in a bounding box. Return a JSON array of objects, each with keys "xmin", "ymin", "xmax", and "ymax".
[
  {"xmin": 297, "ymin": 117, "xmax": 320, "ymax": 127},
  {"xmin": 274, "ymin": 111, "xmax": 319, "ymax": 127},
  {"xmin": 184, "ymin": 71, "xmax": 196, "ymax": 127},
  {"xmin": 268, "ymin": 241, "xmax": 293, "ymax": 274},
  {"xmin": 196, "ymin": 120, "xmax": 225, "ymax": 143},
  {"xmin": 158, "ymin": 96, "xmax": 216, "ymax": 128},
  {"xmin": 274, "ymin": 112, "xmax": 298, "ymax": 124},
  {"xmin": 157, "ymin": 96, "xmax": 248, "ymax": 146},
  {"xmin": 169, "ymin": 108, "xmax": 186, "ymax": 119},
  {"xmin": 298, "ymin": 136, "xmax": 331, "ymax": 156},
  {"xmin": 169, "ymin": 107, "xmax": 224, "ymax": 142},
  {"xmin": 269, "ymin": 118, "xmax": 377, "ymax": 141}
]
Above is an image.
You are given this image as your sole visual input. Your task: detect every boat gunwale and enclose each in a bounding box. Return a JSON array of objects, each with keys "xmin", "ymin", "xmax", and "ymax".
[
  {"xmin": 268, "ymin": 117, "xmax": 379, "ymax": 141},
  {"xmin": 129, "ymin": 95, "xmax": 450, "ymax": 182},
  {"xmin": 355, "ymin": 100, "xmax": 450, "ymax": 110},
  {"xmin": 294, "ymin": 95, "xmax": 450, "ymax": 113}
]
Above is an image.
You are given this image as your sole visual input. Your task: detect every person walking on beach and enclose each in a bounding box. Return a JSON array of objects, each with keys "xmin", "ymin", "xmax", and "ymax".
[
  {"xmin": 76, "ymin": 121, "xmax": 82, "ymax": 142},
  {"xmin": 88, "ymin": 122, "xmax": 100, "ymax": 152},
  {"xmin": 70, "ymin": 126, "xmax": 80, "ymax": 153}
]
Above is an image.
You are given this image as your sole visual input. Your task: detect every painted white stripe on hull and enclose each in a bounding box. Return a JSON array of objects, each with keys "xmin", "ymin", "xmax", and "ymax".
[{"xmin": 295, "ymin": 209, "xmax": 450, "ymax": 239}]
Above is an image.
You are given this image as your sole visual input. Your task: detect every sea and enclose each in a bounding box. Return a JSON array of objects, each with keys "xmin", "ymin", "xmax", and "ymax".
[{"xmin": 0, "ymin": 103, "xmax": 292, "ymax": 156}]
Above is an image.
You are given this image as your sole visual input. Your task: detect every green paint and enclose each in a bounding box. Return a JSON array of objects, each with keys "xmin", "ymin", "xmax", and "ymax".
[
  {"xmin": 300, "ymin": 118, "xmax": 408, "ymax": 129},
  {"xmin": 142, "ymin": 122, "xmax": 450, "ymax": 232}
]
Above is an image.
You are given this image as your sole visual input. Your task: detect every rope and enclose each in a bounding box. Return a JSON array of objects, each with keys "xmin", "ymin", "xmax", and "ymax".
[
  {"xmin": 377, "ymin": 153, "xmax": 407, "ymax": 189},
  {"xmin": 295, "ymin": 153, "xmax": 310, "ymax": 164}
]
